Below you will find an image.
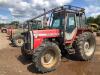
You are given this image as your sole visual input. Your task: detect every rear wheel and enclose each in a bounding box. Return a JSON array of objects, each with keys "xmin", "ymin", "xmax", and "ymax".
[
  {"xmin": 73, "ymin": 32, "xmax": 96, "ymax": 61},
  {"xmin": 32, "ymin": 42, "xmax": 61, "ymax": 73}
]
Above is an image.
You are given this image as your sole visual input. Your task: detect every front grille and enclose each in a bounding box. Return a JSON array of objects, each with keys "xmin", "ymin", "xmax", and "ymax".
[
  {"xmin": 24, "ymin": 43, "xmax": 31, "ymax": 50},
  {"xmin": 23, "ymin": 32, "xmax": 31, "ymax": 50}
]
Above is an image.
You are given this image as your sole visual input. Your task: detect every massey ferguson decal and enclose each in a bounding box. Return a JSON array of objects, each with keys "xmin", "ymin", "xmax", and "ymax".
[
  {"xmin": 34, "ymin": 33, "xmax": 59, "ymax": 38},
  {"xmin": 33, "ymin": 29, "xmax": 60, "ymax": 38}
]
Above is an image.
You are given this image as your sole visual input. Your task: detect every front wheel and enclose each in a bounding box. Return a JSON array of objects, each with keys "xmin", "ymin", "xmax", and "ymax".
[
  {"xmin": 1, "ymin": 29, "xmax": 7, "ymax": 33},
  {"xmin": 32, "ymin": 42, "xmax": 61, "ymax": 73},
  {"xmin": 73, "ymin": 32, "xmax": 96, "ymax": 61},
  {"xmin": 13, "ymin": 35, "xmax": 24, "ymax": 47}
]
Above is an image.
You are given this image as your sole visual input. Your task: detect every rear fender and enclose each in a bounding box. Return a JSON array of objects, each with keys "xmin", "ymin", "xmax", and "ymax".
[{"xmin": 77, "ymin": 29, "xmax": 92, "ymax": 36}]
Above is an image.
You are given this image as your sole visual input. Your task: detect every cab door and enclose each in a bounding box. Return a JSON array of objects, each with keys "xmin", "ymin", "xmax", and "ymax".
[{"xmin": 64, "ymin": 13, "xmax": 77, "ymax": 42}]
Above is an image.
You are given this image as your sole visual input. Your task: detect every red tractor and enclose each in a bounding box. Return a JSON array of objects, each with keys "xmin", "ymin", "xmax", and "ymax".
[
  {"xmin": 21, "ymin": 5, "xmax": 96, "ymax": 73},
  {"xmin": 1, "ymin": 27, "xmax": 7, "ymax": 33}
]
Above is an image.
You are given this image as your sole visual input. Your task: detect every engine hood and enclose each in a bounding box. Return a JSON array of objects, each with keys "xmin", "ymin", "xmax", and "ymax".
[{"xmin": 32, "ymin": 29, "xmax": 60, "ymax": 38}]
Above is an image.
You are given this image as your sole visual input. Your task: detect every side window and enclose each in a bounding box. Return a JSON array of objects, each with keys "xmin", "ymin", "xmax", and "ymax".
[
  {"xmin": 80, "ymin": 14, "xmax": 86, "ymax": 26},
  {"xmin": 81, "ymin": 14, "xmax": 86, "ymax": 25},
  {"xmin": 66, "ymin": 14, "xmax": 76, "ymax": 33},
  {"xmin": 69, "ymin": 17, "xmax": 75, "ymax": 26},
  {"xmin": 76, "ymin": 16, "xmax": 80, "ymax": 27}
]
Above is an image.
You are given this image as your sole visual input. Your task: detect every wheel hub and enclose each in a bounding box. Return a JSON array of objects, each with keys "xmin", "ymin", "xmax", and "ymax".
[
  {"xmin": 43, "ymin": 54, "xmax": 53, "ymax": 64},
  {"xmin": 84, "ymin": 42, "xmax": 90, "ymax": 50},
  {"xmin": 18, "ymin": 39, "xmax": 22, "ymax": 43},
  {"xmin": 84, "ymin": 41, "xmax": 94, "ymax": 56},
  {"xmin": 16, "ymin": 39, "xmax": 24, "ymax": 46},
  {"xmin": 41, "ymin": 50, "xmax": 56, "ymax": 68}
]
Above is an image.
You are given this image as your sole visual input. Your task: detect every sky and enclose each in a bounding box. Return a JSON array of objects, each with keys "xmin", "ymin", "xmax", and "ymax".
[{"xmin": 0, "ymin": 0, "xmax": 100, "ymax": 23}]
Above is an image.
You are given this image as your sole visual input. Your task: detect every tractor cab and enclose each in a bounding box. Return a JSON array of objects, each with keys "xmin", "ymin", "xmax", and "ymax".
[{"xmin": 49, "ymin": 5, "xmax": 87, "ymax": 43}]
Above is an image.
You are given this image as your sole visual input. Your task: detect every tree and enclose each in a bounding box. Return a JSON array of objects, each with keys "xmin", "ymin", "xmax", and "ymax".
[
  {"xmin": 0, "ymin": 23, "xmax": 5, "ymax": 28},
  {"xmin": 87, "ymin": 17, "xmax": 95, "ymax": 24},
  {"xmin": 10, "ymin": 21, "xmax": 19, "ymax": 25},
  {"xmin": 87, "ymin": 15, "xmax": 100, "ymax": 26},
  {"xmin": 94, "ymin": 15, "xmax": 100, "ymax": 25},
  {"xmin": 10, "ymin": 21, "xmax": 20, "ymax": 28}
]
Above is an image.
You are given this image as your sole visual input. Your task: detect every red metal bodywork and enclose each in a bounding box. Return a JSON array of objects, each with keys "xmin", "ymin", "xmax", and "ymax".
[
  {"xmin": 32, "ymin": 29, "xmax": 60, "ymax": 49},
  {"xmin": 30, "ymin": 28, "xmax": 91, "ymax": 49},
  {"xmin": 7, "ymin": 27, "xmax": 14, "ymax": 36},
  {"xmin": 65, "ymin": 28, "xmax": 91, "ymax": 44},
  {"xmin": 7, "ymin": 27, "xmax": 16, "ymax": 40}
]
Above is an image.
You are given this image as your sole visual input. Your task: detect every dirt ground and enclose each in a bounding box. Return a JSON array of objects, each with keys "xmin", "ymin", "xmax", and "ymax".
[{"xmin": 0, "ymin": 32, "xmax": 100, "ymax": 75}]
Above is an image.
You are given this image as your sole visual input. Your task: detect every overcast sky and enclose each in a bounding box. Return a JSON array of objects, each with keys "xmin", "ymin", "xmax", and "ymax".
[{"xmin": 0, "ymin": 0, "xmax": 100, "ymax": 23}]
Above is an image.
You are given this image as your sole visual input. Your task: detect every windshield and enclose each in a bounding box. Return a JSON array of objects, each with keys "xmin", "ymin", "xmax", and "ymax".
[{"xmin": 51, "ymin": 16, "xmax": 64, "ymax": 29}]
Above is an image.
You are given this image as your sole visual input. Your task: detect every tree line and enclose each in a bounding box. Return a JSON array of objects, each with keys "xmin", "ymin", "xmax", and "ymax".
[
  {"xmin": 87, "ymin": 15, "xmax": 100, "ymax": 25},
  {"xmin": 0, "ymin": 15, "xmax": 100, "ymax": 28},
  {"xmin": 0, "ymin": 21, "xmax": 19, "ymax": 28}
]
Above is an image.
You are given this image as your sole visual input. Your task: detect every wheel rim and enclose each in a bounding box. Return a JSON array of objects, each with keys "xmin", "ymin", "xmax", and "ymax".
[
  {"xmin": 84, "ymin": 40, "xmax": 95, "ymax": 56},
  {"xmin": 16, "ymin": 39, "xmax": 24, "ymax": 46},
  {"xmin": 41, "ymin": 50, "xmax": 57, "ymax": 68}
]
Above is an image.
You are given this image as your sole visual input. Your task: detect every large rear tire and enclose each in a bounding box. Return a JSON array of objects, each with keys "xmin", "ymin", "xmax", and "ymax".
[
  {"xmin": 73, "ymin": 32, "xmax": 96, "ymax": 61},
  {"xmin": 32, "ymin": 42, "xmax": 61, "ymax": 73}
]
